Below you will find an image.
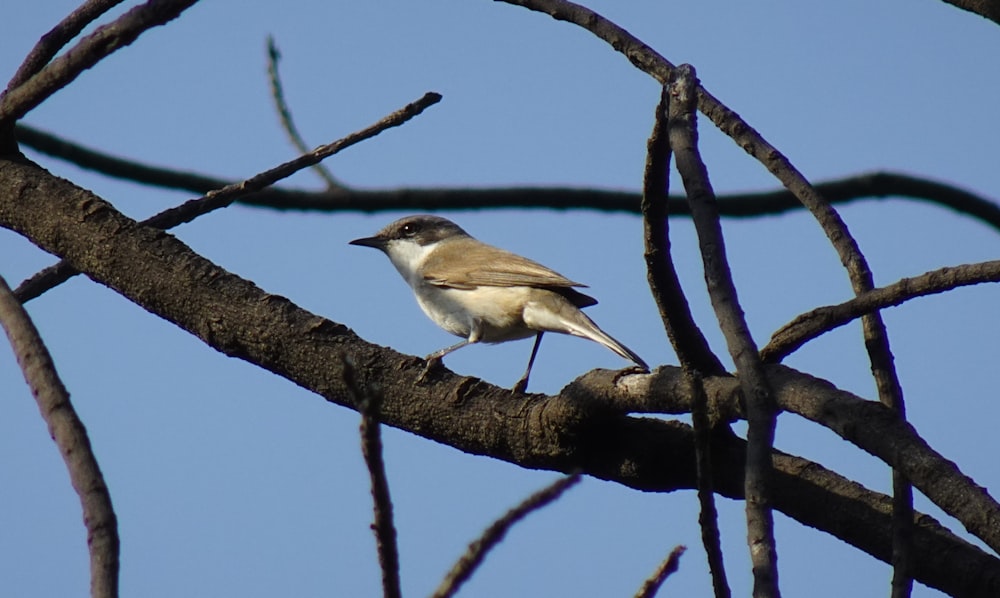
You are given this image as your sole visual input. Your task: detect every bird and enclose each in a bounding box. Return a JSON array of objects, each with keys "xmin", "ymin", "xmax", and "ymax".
[{"xmin": 349, "ymin": 215, "xmax": 648, "ymax": 392}]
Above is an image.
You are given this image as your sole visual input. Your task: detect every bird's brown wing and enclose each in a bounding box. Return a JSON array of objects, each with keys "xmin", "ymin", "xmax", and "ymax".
[{"xmin": 422, "ymin": 240, "xmax": 598, "ymax": 307}]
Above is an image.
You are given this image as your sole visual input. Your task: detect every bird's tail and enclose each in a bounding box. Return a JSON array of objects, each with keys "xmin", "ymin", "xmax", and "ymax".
[{"xmin": 524, "ymin": 300, "xmax": 649, "ymax": 371}]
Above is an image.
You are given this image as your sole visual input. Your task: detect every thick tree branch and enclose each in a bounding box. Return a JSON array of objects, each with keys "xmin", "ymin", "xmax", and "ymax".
[
  {"xmin": 0, "ymin": 273, "xmax": 119, "ymax": 598},
  {"xmin": 0, "ymin": 0, "xmax": 200, "ymax": 126},
  {"xmin": 763, "ymin": 260, "xmax": 1000, "ymax": 362},
  {"xmin": 578, "ymin": 364, "xmax": 1000, "ymax": 555},
  {"xmin": 2, "ymin": 159, "xmax": 998, "ymax": 596},
  {"xmin": 16, "ymin": 125, "xmax": 1000, "ymax": 232}
]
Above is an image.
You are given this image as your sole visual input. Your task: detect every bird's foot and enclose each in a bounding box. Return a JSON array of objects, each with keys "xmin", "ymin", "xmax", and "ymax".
[
  {"xmin": 613, "ymin": 364, "xmax": 651, "ymax": 384},
  {"xmin": 511, "ymin": 376, "xmax": 530, "ymax": 395},
  {"xmin": 417, "ymin": 355, "xmax": 444, "ymax": 384}
]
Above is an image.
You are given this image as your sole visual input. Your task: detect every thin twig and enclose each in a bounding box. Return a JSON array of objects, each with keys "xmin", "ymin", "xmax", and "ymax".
[
  {"xmin": 763, "ymin": 260, "xmax": 1000, "ymax": 362},
  {"xmin": 634, "ymin": 545, "xmax": 687, "ymax": 598},
  {"xmin": 431, "ymin": 473, "xmax": 582, "ymax": 598},
  {"xmin": 13, "ymin": 91, "xmax": 442, "ymax": 303},
  {"xmin": 343, "ymin": 356, "xmax": 402, "ymax": 598},
  {"xmin": 0, "ymin": 0, "xmax": 200, "ymax": 125},
  {"xmin": 17, "ymin": 123, "xmax": 1000, "ymax": 230},
  {"xmin": 0, "ymin": 274, "xmax": 119, "ymax": 598},
  {"xmin": 265, "ymin": 35, "xmax": 340, "ymax": 189},
  {"xmin": 668, "ymin": 65, "xmax": 780, "ymax": 597}
]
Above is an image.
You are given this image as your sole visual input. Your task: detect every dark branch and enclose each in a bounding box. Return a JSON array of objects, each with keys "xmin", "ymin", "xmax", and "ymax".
[
  {"xmin": 345, "ymin": 358, "xmax": 401, "ymax": 598},
  {"xmin": 640, "ymin": 86, "xmax": 723, "ymax": 375},
  {"xmin": 667, "ymin": 64, "xmax": 779, "ymax": 597},
  {"xmin": 2, "ymin": 159, "xmax": 999, "ymax": 596},
  {"xmin": 431, "ymin": 473, "xmax": 581, "ymax": 598},
  {"xmin": 13, "ymin": 91, "xmax": 442, "ymax": 303},
  {"xmin": 634, "ymin": 545, "xmax": 687, "ymax": 598},
  {"xmin": 3, "ymin": 0, "xmax": 126, "ymax": 93},
  {"xmin": 15, "ymin": 125, "xmax": 1000, "ymax": 232},
  {"xmin": 763, "ymin": 260, "xmax": 1000, "ymax": 362},
  {"xmin": 265, "ymin": 35, "xmax": 340, "ymax": 189},
  {"xmin": 0, "ymin": 273, "xmax": 119, "ymax": 598},
  {"xmin": 0, "ymin": 0, "xmax": 201, "ymax": 126}
]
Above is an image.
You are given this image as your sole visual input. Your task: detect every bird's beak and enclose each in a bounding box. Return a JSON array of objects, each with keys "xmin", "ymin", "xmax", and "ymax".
[{"xmin": 349, "ymin": 236, "xmax": 385, "ymax": 249}]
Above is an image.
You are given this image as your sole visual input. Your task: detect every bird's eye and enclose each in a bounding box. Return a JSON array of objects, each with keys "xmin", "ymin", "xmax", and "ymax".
[{"xmin": 401, "ymin": 223, "xmax": 416, "ymax": 236}]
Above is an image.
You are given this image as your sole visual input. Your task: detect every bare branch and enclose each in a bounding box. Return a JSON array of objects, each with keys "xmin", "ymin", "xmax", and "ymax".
[
  {"xmin": 265, "ymin": 36, "xmax": 340, "ymax": 189},
  {"xmin": 344, "ymin": 357, "xmax": 401, "ymax": 598},
  {"xmin": 3, "ymin": 0, "xmax": 126, "ymax": 93},
  {"xmin": 0, "ymin": 0, "xmax": 201, "ymax": 126},
  {"xmin": 688, "ymin": 370, "xmax": 731, "ymax": 598},
  {"xmin": 431, "ymin": 473, "xmax": 581, "ymax": 598},
  {"xmin": 937, "ymin": 0, "xmax": 1000, "ymax": 25},
  {"xmin": 640, "ymin": 87, "xmax": 729, "ymax": 596},
  {"xmin": 2, "ymin": 161, "xmax": 999, "ymax": 596},
  {"xmin": 763, "ymin": 260, "xmax": 1000, "ymax": 362},
  {"xmin": 0, "ymin": 274, "xmax": 119, "ymax": 598},
  {"xmin": 16, "ymin": 125, "xmax": 1000, "ymax": 232},
  {"xmin": 634, "ymin": 545, "xmax": 687, "ymax": 598},
  {"xmin": 640, "ymin": 86, "xmax": 723, "ymax": 375},
  {"xmin": 667, "ymin": 64, "xmax": 780, "ymax": 597},
  {"xmin": 578, "ymin": 363, "xmax": 1000, "ymax": 556},
  {"xmin": 12, "ymin": 91, "xmax": 442, "ymax": 303}
]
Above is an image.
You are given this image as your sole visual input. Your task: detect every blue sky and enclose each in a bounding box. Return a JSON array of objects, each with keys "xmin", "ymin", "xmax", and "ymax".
[{"xmin": 2, "ymin": 1, "xmax": 999, "ymax": 596}]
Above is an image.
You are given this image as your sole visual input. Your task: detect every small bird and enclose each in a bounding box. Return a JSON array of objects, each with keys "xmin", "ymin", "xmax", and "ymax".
[{"xmin": 349, "ymin": 215, "xmax": 648, "ymax": 392}]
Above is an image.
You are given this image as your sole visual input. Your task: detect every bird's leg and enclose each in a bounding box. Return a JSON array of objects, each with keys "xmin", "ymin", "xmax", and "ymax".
[
  {"xmin": 512, "ymin": 332, "xmax": 544, "ymax": 394},
  {"xmin": 418, "ymin": 337, "xmax": 475, "ymax": 383}
]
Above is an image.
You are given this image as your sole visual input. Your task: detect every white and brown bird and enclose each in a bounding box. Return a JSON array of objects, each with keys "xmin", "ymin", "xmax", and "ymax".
[{"xmin": 350, "ymin": 215, "xmax": 648, "ymax": 392}]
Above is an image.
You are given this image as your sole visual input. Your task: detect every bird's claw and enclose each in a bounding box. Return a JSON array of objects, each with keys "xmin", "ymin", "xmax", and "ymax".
[{"xmin": 417, "ymin": 355, "xmax": 444, "ymax": 384}]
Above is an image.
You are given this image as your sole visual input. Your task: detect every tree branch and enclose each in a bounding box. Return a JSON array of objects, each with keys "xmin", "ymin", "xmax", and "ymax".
[
  {"xmin": 2, "ymin": 158, "xmax": 998, "ymax": 596},
  {"xmin": 937, "ymin": 0, "xmax": 1000, "ymax": 25},
  {"xmin": 345, "ymin": 358, "xmax": 401, "ymax": 598},
  {"xmin": 763, "ymin": 260, "xmax": 1000, "ymax": 362},
  {"xmin": 12, "ymin": 91, "xmax": 442, "ymax": 303},
  {"xmin": 3, "ymin": 0, "xmax": 126, "ymax": 93},
  {"xmin": 640, "ymin": 85, "xmax": 729, "ymax": 596},
  {"xmin": 265, "ymin": 35, "xmax": 340, "ymax": 189},
  {"xmin": 0, "ymin": 0, "xmax": 201, "ymax": 126},
  {"xmin": 16, "ymin": 124, "xmax": 1000, "ymax": 232},
  {"xmin": 0, "ymin": 273, "xmax": 119, "ymax": 598},
  {"xmin": 667, "ymin": 65, "xmax": 779, "ymax": 597},
  {"xmin": 431, "ymin": 473, "xmax": 581, "ymax": 598},
  {"xmin": 634, "ymin": 545, "xmax": 686, "ymax": 598}
]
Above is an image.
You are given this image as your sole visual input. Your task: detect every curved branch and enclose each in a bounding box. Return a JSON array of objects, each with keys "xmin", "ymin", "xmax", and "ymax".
[
  {"xmin": 16, "ymin": 124, "xmax": 1000, "ymax": 232},
  {"xmin": 265, "ymin": 35, "xmax": 340, "ymax": 189},
  {"xmin": 3, "ymin": 0, "xmax": 126, "ymax": 93},
  {"xmin": 763, "ymin": 260, "xmax": 1000, "ymax": 362},
  {"xmin": 0, "ymin": 0, "xmax": 200, "ymax": 125},
  {"xmin": 0, "ymin": 274, "xmax": 119, "ymax": 598},
  {"xmin": 3, "ymin": 156, "xmax": 998, "ymax": 596}
]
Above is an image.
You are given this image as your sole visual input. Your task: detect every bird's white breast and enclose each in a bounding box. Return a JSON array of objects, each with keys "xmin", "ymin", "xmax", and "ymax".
[{"xmin": 382, "ymin": 238, "xmax": 535, "ymax": 342}]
